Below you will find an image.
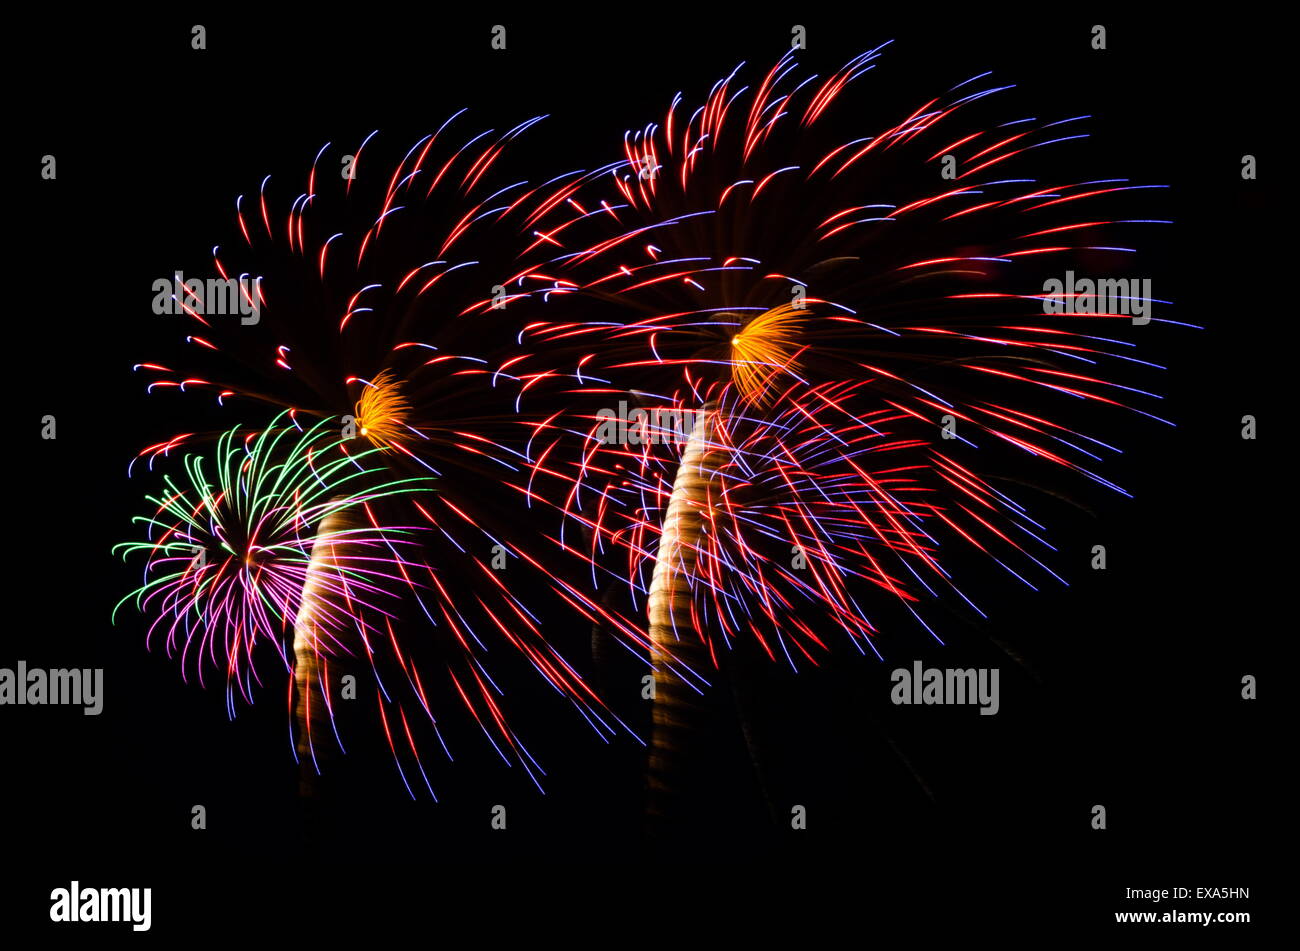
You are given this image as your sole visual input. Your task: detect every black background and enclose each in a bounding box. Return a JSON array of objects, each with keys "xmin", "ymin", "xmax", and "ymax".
[{"xmin": 9, "ymin": 8, "xmax": 1280, "ymax": 938}]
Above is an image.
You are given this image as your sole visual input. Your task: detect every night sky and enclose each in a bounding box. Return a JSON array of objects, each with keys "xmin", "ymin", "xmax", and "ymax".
[{"xmin": 9, "ymin": 9, "xmax": 1279, "ymax": 937}]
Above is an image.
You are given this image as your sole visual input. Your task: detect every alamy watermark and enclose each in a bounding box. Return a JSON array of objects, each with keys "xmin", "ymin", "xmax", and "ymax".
[
  {"xmin": 594, "ymin": 401, "xmax": 704, "ymax": 446},
  {"xmin": 1042, "ymin": 270, "xmax": 1152, "ymax": 325},
  {"xmin": 0, "ymin": 661, "xmax": 103, "ymax": 715},
  {"xmin": 890, "ymin": 661, "xmax": 999, "ymax": 715},
  {"xmin": 50, "ymin": 881, "xmax": 151, "ymax": 932},
  {"xmin": 152, "ymin": 271, "xmax": 261, "ymax": 325}
]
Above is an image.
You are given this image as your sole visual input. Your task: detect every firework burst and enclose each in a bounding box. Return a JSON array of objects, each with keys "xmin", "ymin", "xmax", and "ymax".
[
  {"xmin": 113, "ymin": 415, "xmax": 432, "ymax": 775},
  {"xmin": 126, "ymin": 116, "xmax": 636, "ymax": 796},
  {"xmin": 496, "ymin": 46, "xmax": 1181, "ymax": 816}
]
